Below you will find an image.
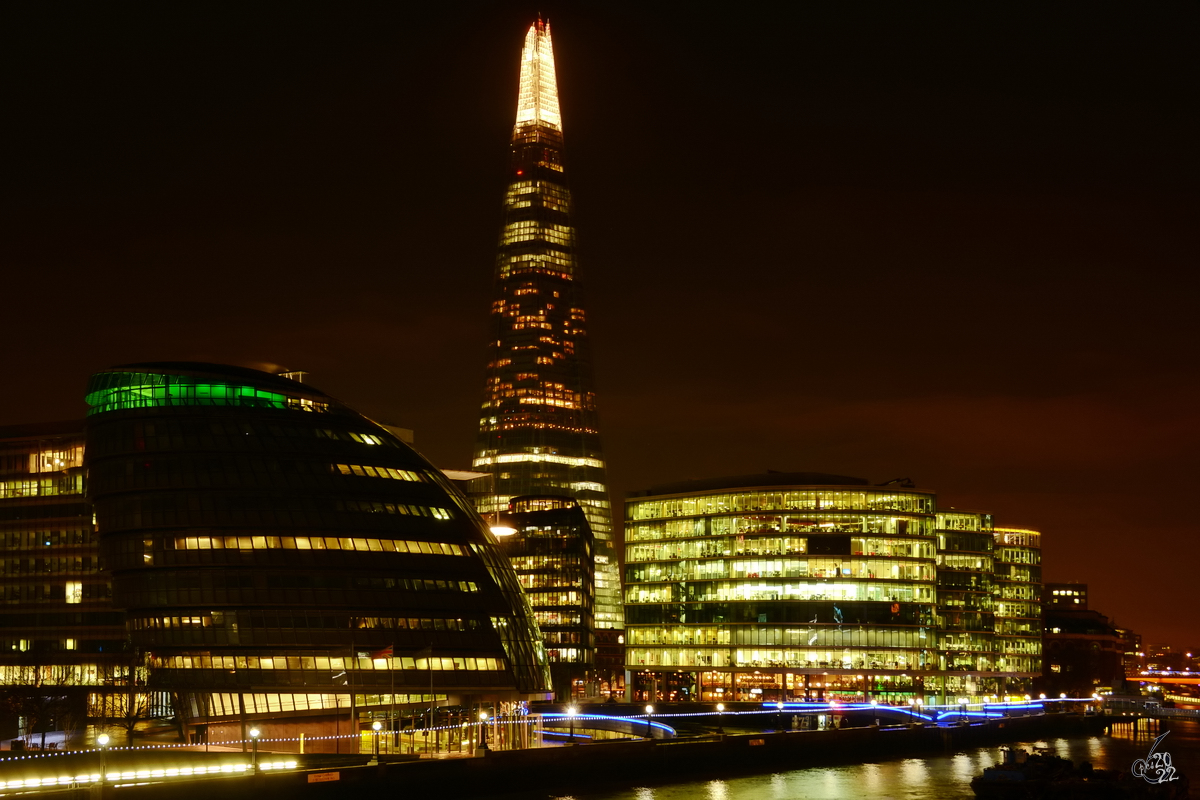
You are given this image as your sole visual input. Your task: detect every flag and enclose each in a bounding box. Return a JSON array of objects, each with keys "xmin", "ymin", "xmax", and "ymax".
[{"xmin": 369, "ymin": 644, "xmax": 393, "ymax": 660}]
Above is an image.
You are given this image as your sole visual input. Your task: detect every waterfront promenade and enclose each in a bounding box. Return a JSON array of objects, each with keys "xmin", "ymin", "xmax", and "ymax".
[{"xmin": 0, "ymin": 705, "xmax": 1113, "ymax": 799}]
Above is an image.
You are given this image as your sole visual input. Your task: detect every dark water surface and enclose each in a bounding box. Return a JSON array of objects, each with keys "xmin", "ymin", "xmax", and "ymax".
[{"xmin": 499, "ymin": 719, "xmax": 1200, "ymax": 800}]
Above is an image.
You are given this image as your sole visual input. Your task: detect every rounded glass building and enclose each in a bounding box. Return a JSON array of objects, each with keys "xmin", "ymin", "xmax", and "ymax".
[
  {"xmin": 84, "ymin": 363, "xmax": 551, "ymax": 749},
  {"xmin": 624, "ymin": 474, "xmax": 937, "ymax": 703}
]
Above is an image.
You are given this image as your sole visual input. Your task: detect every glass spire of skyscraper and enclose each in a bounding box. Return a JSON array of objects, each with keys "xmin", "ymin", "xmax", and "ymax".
[{"xmin": 473, "ymin": 20, "xmax": 624, "ymax": 631}]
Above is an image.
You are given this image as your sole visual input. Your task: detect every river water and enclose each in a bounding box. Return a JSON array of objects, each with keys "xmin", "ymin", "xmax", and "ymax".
[{"xmin": 518, "ymin": 719, "xmax": 1200, "ymax": 800}]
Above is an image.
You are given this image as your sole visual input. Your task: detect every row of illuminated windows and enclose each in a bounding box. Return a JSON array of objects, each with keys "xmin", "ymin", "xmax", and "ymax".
[
  {"xmin": 331, "ymin": 500, "xmax": 453, "ymax": 519},
  {"xmin": 995, "ymin": 546, "xmax": 1041, "ymax": 565},
  {"xmin": 0, "ymin": 529, "xmax": 93, "ymax": 548},
  {"xmin": 997, "ymin": 620, "xmax": 1042, "ymax": 636},
  {"xmin": 995, "ymin": 600, "xmax": 1042, "ymax": 617},
  {"xmin": 994, "ymin": 529, "xmax": 1040, "ymax": 548},
  {"xmin": 0, "ymin": 664, "xmax": 131, "ymax": 687},
  {"xmin": 151, "ymin": 654, "xmax": 508, "ymax": 672},
  {"xmin": 0, "ymin": 557, "xmax": 99, "ymax": 574},
  {"xmin": 0, "ymin": 473, "xmax": 83, "ymax": 499},
  {"xmin": 627, "ymin": 647, "xmax": 931, "ymax": 671},
  {"xmin": 524, "ymin": 590, "xmax": 581, "ymax": 607},
  {"xmin": 996, "ymin": 565, "xmax": 1042, "ymax": 583},
  {"xmin": 935, "ymin": 513, "xmax": 991, "ymax": 531},
  {"xmin": 628, "ymin": 626, "xmax": 933, "ymax": 649},
  {"xmin": 937, "ymin": 632, "xmax": 995, "ymax": 651},
  {"xmin": 625, "ymin": 537, "xmax": 936, "ymax": 563},
  {"xmin": 199, "ymin": 692, "xmax": 447, "ymax": 718},
  {"xmin": 996, "ymin": 638, "xmax": 1043, "ymax": 654},
  {"xmin": 626, "ymin": 558, "xmax": 936, "ymax": 584},
  {"xmin": 169, "ymin": 535, "xmax": 465, "ymax": 556},
  {"xmin": 339, "ymin": 463, "xmax": 425, "ymax": 482},
  {"xmin": 517, "ymin": 573, "xmax": 589, "ymax": 591},
  {"xmin": 0, "ymin": 446, "xmax": 85, "ymax": 476},
  {"xmin": 627, "ymin": 581, "xmax": 935, "ymax": 604},
  {"xmin": 628, "ymin": 490, "xmax": 936, "ymax": 520},
  {"xmin": 501, "ymin": 220, "xmax": 573, "ymax": 247},
  {"xmin": 535, "ymin": 611, "xmax": 582, "ymax": 627},
  {"xmin": 938, "ymin": 594, "xmax": 994, "ymax": 611},
  {"xmin": 627, "ymin": 517, "xmax": 932, "ymax": 541},
  {"xmin": 498, "ymin": 251, "xmax": 574, "ymax": 271},
  {"xmin": 0, "ymin": 583, "xmax": 109, "ymax": 604},
  {"xmin": 938, "ymin": 554, "xmax": 994, "ymax": 571}
]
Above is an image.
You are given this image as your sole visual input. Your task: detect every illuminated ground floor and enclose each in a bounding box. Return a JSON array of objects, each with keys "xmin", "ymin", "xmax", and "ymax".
[{"xmin": 627, "ymin": 668, "xmax": 1036, "ymax": 707}]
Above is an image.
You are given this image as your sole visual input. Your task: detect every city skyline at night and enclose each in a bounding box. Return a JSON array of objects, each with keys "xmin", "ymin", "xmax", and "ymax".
[{"xmin": 4, "ymin": 3, "xmax": 1197, "ymax": 650}]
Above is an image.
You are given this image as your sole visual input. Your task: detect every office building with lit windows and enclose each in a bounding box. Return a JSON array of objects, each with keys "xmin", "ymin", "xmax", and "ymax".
[
  {"xmin": 494, "ymin": 495, "xmax": 594, "ymax": 700},
  {"xmin": 84, "ymin": 362, "xmax": 552, "ymax": 749},
  {"xmin": 992, "ymin": 527, "xmax": 1043, "ymax": 685},
  {"xmin": 623, "ymin": 474, "xmax": 940, "ymax": 704},
  {"xmin": 470, "ymin": 20, "xmax": 623, "ymax": 668},
  {"xmin": 623, "ymin": 476, "xmax": 1045, "ymax": 706},
  {"xmin": 0, "ymin": 421, "xmax": 129, "ymax": 744}
]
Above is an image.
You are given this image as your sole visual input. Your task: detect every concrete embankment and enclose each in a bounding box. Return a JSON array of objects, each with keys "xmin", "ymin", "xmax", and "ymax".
[{"xmin": 63, "ymin": 713, "xmax": 1106, "ymax": 799}]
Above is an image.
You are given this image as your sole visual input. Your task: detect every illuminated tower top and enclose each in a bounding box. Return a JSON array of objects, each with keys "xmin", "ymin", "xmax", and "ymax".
[
  {"xmin": 515, "ymin": 19, "xmax": 562, "ymax": 131},
  {"xmin": 473, "ymin": 20, "xmax": 623, "ymax": 631}
]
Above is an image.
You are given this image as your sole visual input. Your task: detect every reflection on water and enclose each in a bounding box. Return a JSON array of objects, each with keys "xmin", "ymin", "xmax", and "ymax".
[{"xmin": 539, "ymin": 720, "xmax": 1200, "ymax": 800}]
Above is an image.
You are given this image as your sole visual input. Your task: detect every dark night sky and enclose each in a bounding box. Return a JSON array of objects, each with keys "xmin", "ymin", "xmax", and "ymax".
[{"xmin": 4, "ymin": 3, "xmax": 1198, "ymax": 647}]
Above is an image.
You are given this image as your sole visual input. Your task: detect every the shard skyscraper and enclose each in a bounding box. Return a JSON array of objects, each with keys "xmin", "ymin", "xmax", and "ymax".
[{"xmin": 473, "ymin": 20, "xmax": 624, "ymax": 637}]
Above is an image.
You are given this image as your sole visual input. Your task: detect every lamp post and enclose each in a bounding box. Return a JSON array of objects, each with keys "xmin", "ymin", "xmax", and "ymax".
[
  {"xmin": 248, "ymin": 727, "xmax": 260, "ymax": 773},
  {"xmin": 716, "ymin": 702, "xmax": 725, "ymax": 734},
  {"xmin": 97, "ymin": 733, "xmax": 110, "ymax": 784},
  {"xmin": 776, "ymin": 701, "xmax": 784, "ymax": 732},
  {"xmin": 478, "ymin": 711, "xmax": 489, "ymax": 751},
  {"xmin": 371, "ymin": 720, "xmax": 382, "ymax": 762},
  {"xmin": 871, "ymin": 699, "xmax": 879, "ymax": 726},
  {"xmin": 958, "ymin": 698, "xmax": 968, "ymax": 725},
  {"xmin": 644, "ymin": 704, "xmax": 654, "ymax": 739},
  {"xmin": 566, "ymin": 705, "xmax": 578, "ymax": 745}
]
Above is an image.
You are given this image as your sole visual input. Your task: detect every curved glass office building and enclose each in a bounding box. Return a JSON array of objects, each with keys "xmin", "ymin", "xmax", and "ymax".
[
  {"xmin": 624, "ymin": 474, "xmax": 938, "ymax": 703},
  {"xmin": 85, "ymin": 363, "xmax": 551, "ymax": 746}
]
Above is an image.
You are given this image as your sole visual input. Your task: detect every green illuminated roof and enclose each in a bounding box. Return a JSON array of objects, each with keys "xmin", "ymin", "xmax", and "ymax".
[{"xmin": 85, "ymin": 364, "xmax": 329, "ymax": 416}]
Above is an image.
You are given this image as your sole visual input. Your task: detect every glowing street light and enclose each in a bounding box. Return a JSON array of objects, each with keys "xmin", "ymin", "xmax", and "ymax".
[
  {"xmin": 478, "ymin": 711, "xmax": 489, "ymax": 750},
  {"xmin": 371, "ymin": 720, "xmax": 382, "ymax": 761},
  {"xmin": 248, "ymin": 727, "xmax": 261, "ymax": 773},
  {"xmin": 566, "ymin": 705, "xmax": 578, "ymax": 745},
  {"xmin": 716, "ymin": 702, "xmax": 725, "ymax": 734},
  {"xmin": 871, "ymin": 698, "xmax": 879, "ymax": 726},
  {"xmin": 644, "ymin": 705, "xmax": 654, "ymax": 739},
  {"xmin": 96, "ymin": 733, "xmax": 110, "ymax": 784},
  {"xmin": 776, "ymin": 701, "xmax": 784, "ymax": 732},
  {"xmin": 958, "ymin": 698, "xmax": 968, "ymax": 724}
]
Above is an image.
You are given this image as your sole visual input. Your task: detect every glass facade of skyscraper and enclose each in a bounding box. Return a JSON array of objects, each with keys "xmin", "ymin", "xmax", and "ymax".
[{"xmin": 472, "ymin": 21, "xmax": 623, "ymax": 635}]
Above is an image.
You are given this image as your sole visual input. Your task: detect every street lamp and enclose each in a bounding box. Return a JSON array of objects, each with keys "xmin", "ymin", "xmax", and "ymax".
[
  {"xmin": 716, "ymin": 702, "xmax": 725, "ymax": 734},
  {"xmin": 871, "ymin": 698, "xmax": 879, "ymax": 726},
  {"xmin": 478, "ymin": 711, "xmax": 489, "ymax": 750},
  {"xmin": 371, "ymin": 720, "xmax": 382, "ymax": 761},
  {"xmin": 248, "ymin": 727, "xmax": 260, "ymax": 773},
  {"xmin": 566, "ymin": 705, "xmax": 578, "ymax": 745},
  {"xmin": 776, "ymin": 701, "xmax": 784, "ymax": 732},
  {"xmin": 644, "ymin": 704, "xmax": 654, "ymax": 739},
  {"xmin": 958, "ymin": 698, "xmax": 968, "ymax": 725},
  {"xmin": 96, "ymin": 733, "xmax": 110, "ymax": 784}
]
